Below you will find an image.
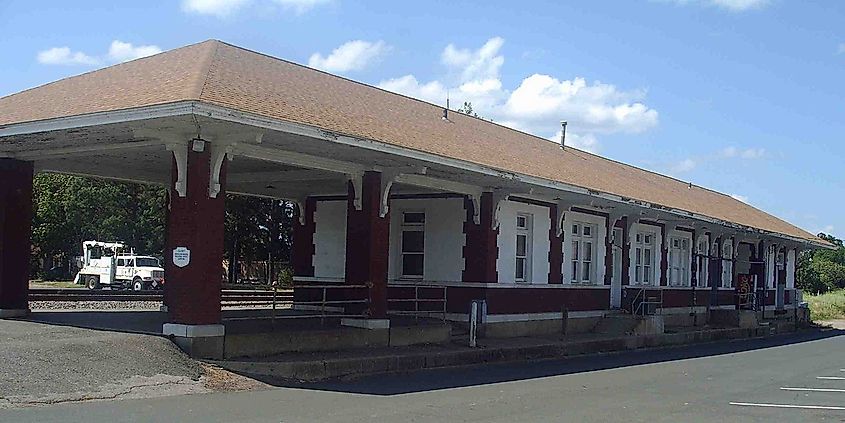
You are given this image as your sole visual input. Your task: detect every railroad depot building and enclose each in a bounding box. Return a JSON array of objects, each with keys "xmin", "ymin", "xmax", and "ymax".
[{"xmin": 0, "ymin": 40, "xmax": 829, "ymax": 357}]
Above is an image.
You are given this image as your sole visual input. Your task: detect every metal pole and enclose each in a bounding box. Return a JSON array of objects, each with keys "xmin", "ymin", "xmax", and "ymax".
[
  {"xmin": 469, "ymin": 301, "xmax": 478, "ymax": 348},
  {"xmin": 272, "ymin": 284, "xmax": 277, "ymax": 322}
]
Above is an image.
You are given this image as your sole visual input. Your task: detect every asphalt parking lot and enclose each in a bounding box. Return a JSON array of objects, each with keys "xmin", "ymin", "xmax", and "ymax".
[{"xmin": 2, "ymin": 326, "xmax": 843, "ymax": 422}]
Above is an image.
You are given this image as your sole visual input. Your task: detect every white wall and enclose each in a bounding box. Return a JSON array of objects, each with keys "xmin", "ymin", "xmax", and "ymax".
[
  {"xmin": 627, "ymin": 222, "xmax": 663, "ymax": 286},
  {"xmin": 561, "ymin": 210, "xmax": 607, "ymax": 285},
  {"xmin": 313, "ymin": 200, "xmax": 347, "ymax": 279},
  {"xmin": 388, "ymin": 197, "xmax": 465, "ymax": 282},
  {"xmin": 496, "ymin": 200, "xmax": 551, "ymax": 284}
]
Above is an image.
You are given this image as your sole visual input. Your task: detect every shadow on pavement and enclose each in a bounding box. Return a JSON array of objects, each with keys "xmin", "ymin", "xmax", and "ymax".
[{"xmin": 263, "ymin": 328, "xmax": 845, "ymax": 395}]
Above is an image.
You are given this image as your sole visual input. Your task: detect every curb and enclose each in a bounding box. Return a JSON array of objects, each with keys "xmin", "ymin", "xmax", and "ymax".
[{"xmin": 215, "ymin": 326, "xmax": 792, "ymax": 382}]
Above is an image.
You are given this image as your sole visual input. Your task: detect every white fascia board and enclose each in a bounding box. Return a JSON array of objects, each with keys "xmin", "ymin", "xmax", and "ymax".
[
  {"xmin": 0, "ymin": 101, "xmax": 196, "ymax": 138},
  {"xmin": 0, "ymin": 100, "xmax": 825, "ymax": 248},
  {"xmin": 394, "ymin": 173, "xmax": 481, "ymax": 197}
]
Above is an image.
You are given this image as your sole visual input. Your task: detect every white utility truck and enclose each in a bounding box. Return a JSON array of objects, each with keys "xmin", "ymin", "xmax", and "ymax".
[{"xmin": 74, "ymin": 241, "xmax": 165, "ymax": 291}]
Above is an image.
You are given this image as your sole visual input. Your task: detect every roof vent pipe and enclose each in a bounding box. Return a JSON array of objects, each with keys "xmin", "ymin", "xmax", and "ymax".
[
  {"xmin": 442, "ymin": 94, "xmax": 450, "ymax": 121},
  {"xmin": 560, "ymin": 121, "xmax": 567, "ymax": 149}
]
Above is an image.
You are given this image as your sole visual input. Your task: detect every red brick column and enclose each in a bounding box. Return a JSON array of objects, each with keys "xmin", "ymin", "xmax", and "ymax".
[
  {"xmin": 0, "ymin": 159, "xmax": 33, "ymax": 316},
  {"xmin": 164, "ymin": 143, "xmax": 225, "ymax": 326},
  {"xmin": 463, "ymin": 192, "xmax": 498, "ymax": 283},
  {"xmin": 548, "ymin": 204, "xmax": 563, "ymax": 284},
  {"xmin": 344, "ymin": 171, "xmax": 389, "ymax": 318},
  {"xmin": 291, "ymin": 197, "xmax": 316, "ymax": 277}
]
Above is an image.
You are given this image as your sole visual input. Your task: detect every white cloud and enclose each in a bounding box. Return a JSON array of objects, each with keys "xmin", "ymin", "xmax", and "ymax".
[
  {"xmin": 108, "ymin": 41, "xmax": 162, "ymax": 63},
  {"xmin": 37, "ymin": 40, "xmax": 161, "ymax": 67},
  {"xmin": 661, "ymin": 0, "xmax": 769, "ymax": 12},
  {"xmin": 671, "ymin": 158, "xmax": 697, "ymax": 173},
  {"xmin": 181, "ymin": 0, "xmax": 329, "ymax": 16},
  {"xmin": 721, "ymin": 146, "xmax": 765, "ymax": 159},
  {"xmin": 181, "ymin": 0, "xmax": 250, "ymax": 16},
  {"xmin": 308, "ymin": 40, "xmax": 390, "ymax": 73},
  {"xmin": 378, "ymin": 75, "xmax": 447, "ymax": 105},
  {"xmin": 730, "ymin": 193, "xmax": 749, "ymax": 203},
  {"xmin": 36, "ymin": 47, "xmax": 99, "ymax": 66},
  {"xmin": 378, "ymin": 37, "xmax": 658, "ymax": 154}
]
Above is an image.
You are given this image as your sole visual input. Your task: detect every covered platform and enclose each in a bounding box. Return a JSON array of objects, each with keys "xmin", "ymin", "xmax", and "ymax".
[{"xmin": 0, "ymin": 40, "xmax": 831, "ymax": 358}]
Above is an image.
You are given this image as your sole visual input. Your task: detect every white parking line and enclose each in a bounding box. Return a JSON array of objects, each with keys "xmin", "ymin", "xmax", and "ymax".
[
  {"xmin": 730, "ymin": 402, "xmax": 845, "ymax": 411},
  {"xmin": 817, "ymin": 376, "xmax": 845, "ymax": 380},
  {"xmin": 781, "ymin": 387, "xmax": 845, "ymax": 393}
]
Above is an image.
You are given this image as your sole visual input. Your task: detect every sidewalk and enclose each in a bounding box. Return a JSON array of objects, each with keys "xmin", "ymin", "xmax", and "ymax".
[{"xmin": 213, "ymin": 324, "xmax": 792, "ymax": 382}]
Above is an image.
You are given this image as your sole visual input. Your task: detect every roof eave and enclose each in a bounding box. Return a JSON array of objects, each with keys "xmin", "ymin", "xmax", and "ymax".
[{"xmin": 0, "ymin": 100, "xmax": 826, "ymax": 248}]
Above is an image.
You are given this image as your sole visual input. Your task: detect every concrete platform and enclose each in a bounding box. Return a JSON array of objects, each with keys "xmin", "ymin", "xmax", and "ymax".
[
  {"xmin": 216, "ymin": 323, "xmax": 807, "ymax": 382},
  {"xmin": 17, "ymin": 309, "xmax": 452, "ymax": 359}
]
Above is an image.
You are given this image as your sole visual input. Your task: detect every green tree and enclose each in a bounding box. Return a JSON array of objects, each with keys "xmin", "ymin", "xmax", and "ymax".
[{"xmin": 797, "ymin": 233, "xmax": 845, "ymax": 294}]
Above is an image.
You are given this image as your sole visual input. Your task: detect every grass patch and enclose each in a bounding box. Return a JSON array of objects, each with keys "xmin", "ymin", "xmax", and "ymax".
[
  {"xmin": 806, "ymin": 289, "xmax": 845, "ymax": 321},
  {"xmin": 29, "ymin": 280, "xmax": 81, "ymax": 289}
]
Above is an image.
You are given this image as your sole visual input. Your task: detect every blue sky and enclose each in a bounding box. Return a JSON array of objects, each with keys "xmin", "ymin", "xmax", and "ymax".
[{"xmin": 1, "ymin": 0, "xmax": 842, "ymax": 238}]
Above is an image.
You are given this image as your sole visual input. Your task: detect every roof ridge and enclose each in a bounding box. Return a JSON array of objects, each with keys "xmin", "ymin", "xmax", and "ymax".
[{"xmin": 194, "ymin": 40, "xmax": 221, "ymax": 100}]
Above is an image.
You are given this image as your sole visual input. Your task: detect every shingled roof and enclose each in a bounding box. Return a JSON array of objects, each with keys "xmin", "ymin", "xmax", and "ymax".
[{"xmin": 0, "ymin": 40, "xmax": 824, "ymax": 245}]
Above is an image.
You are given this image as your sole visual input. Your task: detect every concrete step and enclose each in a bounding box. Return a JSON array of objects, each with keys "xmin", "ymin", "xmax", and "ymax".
[
  {"xmin": 594, "ymin": 316, "xmax": 640, "ymax": 335},
  {"xmin": 215, "ymin": 325, "xmax": 787, "ymax": 382}
]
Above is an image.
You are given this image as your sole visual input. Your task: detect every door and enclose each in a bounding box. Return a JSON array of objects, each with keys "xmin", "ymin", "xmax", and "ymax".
[{"xmin": 610, "ymin": 228, "xmax": 623, "ymax": 309}]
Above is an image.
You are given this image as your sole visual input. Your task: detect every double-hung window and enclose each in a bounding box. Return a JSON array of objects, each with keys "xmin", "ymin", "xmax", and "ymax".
[
  {"xmin": 722, "ymin": 242, "xmax": 734, "ymax": 288},
  {"xmin": 634, "ymin": 232, "xmax": 655, "ymax": 285},
  {"xmin": 515, "ymin": 214, "xmax": 532, "ymax": 282},
  {"xmin": 570, "ymin": 222, "xmax": 596, "ymax": 284},
  {"xmin": 696, "ymin": 238, "xmax": 709, "ymax": 287},
  {"xmin": 401, "ymin": 212, "xmax": 425, "ymax": 278},
  {"xmin": 668, "ymin": 237, "xmax": 690, "ymax": 286}
]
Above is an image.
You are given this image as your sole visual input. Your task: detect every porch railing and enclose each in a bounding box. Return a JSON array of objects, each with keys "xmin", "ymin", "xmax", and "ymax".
[
  {"xmin": 386, "ymin": 284, "xmax": 448, "ymax": 323},
  {"xmin": 631, "ymin": 286, "xmax": 663, "ymax": 317}
]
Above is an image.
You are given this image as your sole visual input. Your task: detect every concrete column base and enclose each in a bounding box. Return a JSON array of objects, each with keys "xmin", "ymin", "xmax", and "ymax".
[
  {"xmin": 0, "ymin": 308, "xmax": 28, "ymax": 318},
  {"xmin": 341, "ymin": 318, "xmax": 390, "ymax": 330},
  {"xmin": 163, "ymin": 323, "xmax": 225, "ymax": 359}
]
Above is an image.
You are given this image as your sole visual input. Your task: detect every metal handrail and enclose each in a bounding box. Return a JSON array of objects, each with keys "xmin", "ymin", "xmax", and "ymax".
[
  {"xmin": 632, "ymin": 285, "xmax": 663, "ymax": 317},
  {"xmin": 387, "ymin": 284, "xmax": 448, "ymax": 323}
]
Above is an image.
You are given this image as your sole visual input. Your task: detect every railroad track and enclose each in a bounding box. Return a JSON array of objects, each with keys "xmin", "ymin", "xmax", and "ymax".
[{"xmin": 29, "ymin": 288, "xmax": 293, "ymax": 304}]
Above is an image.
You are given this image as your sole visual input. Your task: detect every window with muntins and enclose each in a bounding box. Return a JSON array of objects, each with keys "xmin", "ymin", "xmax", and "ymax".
[
  {"xmin": 515, "ymin": 214, "xmax": 532, "ymax": 282},
  {"xmin": 401, "ymin": 212, "xmax": 425, "ymax": 278},
  {"xmin": 696, "ymin": 238, "xmax": 709, "ymax": 287},
  {"xmin": 668, "ymin": 237, "xmax": 690, "ymax": 286},
  {"xmin": 570, "ymin": 222, "xmax": 596, "ymax": 284},
  {"xmin": 722, "ymin": 241, "xmax": 734, "ymax": 288},
  {"xmin": 634, "ymin": 232, "xmax": 655, "ymax": 285}
]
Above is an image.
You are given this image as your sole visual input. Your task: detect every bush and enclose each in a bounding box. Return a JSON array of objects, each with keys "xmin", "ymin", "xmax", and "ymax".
[{"xmin": 806, "ymin": 289, "xmax": 845, "ymax": 321}]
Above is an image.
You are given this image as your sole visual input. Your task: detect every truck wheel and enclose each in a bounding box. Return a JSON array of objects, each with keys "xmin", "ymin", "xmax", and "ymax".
[
  {"xmin": 132, "ymin": 278, "xmax": 144, "ymax": 292},
  {"xmin": 86, "ymin": 276, "xmax": 100, "ymax": 290}
]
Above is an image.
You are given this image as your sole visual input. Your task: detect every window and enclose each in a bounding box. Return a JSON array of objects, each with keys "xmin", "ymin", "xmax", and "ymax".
[
  {"xmin": 515, "ymin": 214, "xmax": 532, "ymax": 282},
  {"xmin": 116, "ymin": 258, "xmax": 126, "ymax": 267},
  {"xmin": 401, "ymin": 212, "xmax": 425, "ymax": 278},
  {"xmin": 722, "ymin": 241, "xmax": 734, "ymax": 288},
  {"xmin": 668, "ymin": 237, "xmax": 690, "ymax": 286},
  {"xmin": 634, "ymin": 232, "xmax": 655, "ymax": 285},
  {"xmin": 696, "ymin": 237, "xmax": 709, "ymax": 287},
  {"xmin": 136, "ymin": 258, "xmax": 160, "ymax": 267},
  {"xmin": 570, "ymin": 222, "xmax": 596, "ymax": 284}
]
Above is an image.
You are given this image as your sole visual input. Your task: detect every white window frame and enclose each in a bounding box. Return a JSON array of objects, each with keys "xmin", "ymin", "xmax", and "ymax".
[
  {"xmin": 400, "ymin": 211, "xmax": 425, "ymax": 279},
  {"xmin": 722, "ymin": 241, "xmax": 734, "ymax": 288},
  {"xmin": 695, "ymin": 236, "xmax": 709, "ymax": 288},
  {"xmin": 570, "ymin": 221, "xmax": 597, "ymax": 284},
  {"xmin": 668, "ymin": 235, "xmax": 691, "ymax": 287},
  {"xmin": 515, "ymin": 213, "xmax": 532, "ymax": 283},
  {"xmin": 633, "ymin": 231, "xmax": 656, "ymax": 286}
]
